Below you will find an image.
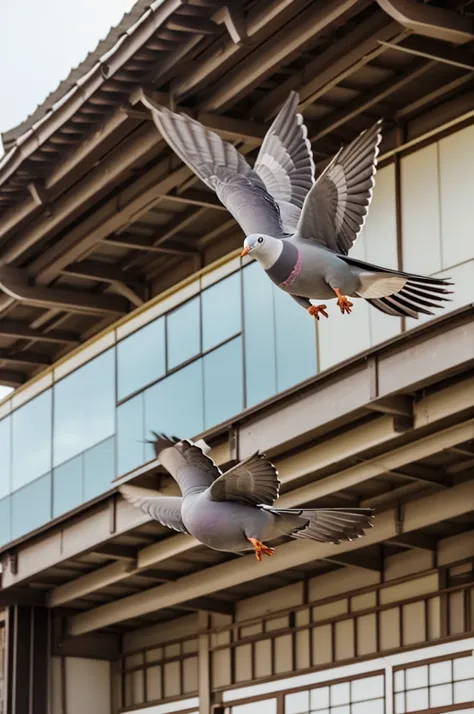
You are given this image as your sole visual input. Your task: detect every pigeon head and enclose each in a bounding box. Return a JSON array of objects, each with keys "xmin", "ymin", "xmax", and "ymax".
[{"xmin": 241, "ymin": 234, "xmax": 282, "ymax": 268}]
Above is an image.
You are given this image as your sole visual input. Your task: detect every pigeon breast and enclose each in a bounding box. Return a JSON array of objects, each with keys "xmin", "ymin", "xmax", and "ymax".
[{"xmin": 265, "ymin": 239, "xmax": 302, "ymax": 288}]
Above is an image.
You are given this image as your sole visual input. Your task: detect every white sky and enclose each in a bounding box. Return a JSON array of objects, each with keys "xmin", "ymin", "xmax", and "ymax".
[
  {"xmin": 0, "ymin": 0, "xmax": 137, "ymax": 399},
  {"xmin": 0, "ymin": 0, "xmax": 137, "ymax": 153}
]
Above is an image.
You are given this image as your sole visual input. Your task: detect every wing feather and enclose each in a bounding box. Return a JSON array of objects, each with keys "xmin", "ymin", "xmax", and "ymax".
[
  {"xmin": 208, "ymin": 453, "xmax": 280, "ymax": 507},
  {"xmin": 119, "ymin": 487, "xmax": 190, "ymax": 534}
]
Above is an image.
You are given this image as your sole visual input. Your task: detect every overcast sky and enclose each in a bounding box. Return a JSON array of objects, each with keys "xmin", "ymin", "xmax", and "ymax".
[
  {"xmin": 0, "ymin": 0, "xmax": 137, "ymax": 153},
  {"xmin": 0, "ymin": 0, "xmax": 137, "ymax": 399}
]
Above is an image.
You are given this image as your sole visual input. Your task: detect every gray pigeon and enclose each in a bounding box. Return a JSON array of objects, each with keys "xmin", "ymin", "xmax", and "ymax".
[
  {"xmin": 144, "ymin": 92, "xmax": 453, "ymax": 320},
  {"xmin": 120, "ymin": 434, "xmax": 375, "ymax": 561}
]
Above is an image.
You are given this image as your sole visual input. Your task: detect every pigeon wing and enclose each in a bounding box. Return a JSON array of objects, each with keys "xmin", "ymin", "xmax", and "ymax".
[
  {"xmin": 208, "ymin": 453, "xmax": 280, "ymax": 507},
  {"xmin": 294, "ymin": 120, "xmax": 382, "ymax": 254},
  {"xmin": 254, "ymin": 91, "xmax": 315, "ymax": 233},
  {"xmin": 150, "ymin": 433, "xmax": 221, "ymax": 496},
  {"xmin": 144, "ymin": 96, "xmax": 284, "ymax": 239},
  {"xmin": 119, "ymin": 486, "xmax": 190, "ymax": 534}
]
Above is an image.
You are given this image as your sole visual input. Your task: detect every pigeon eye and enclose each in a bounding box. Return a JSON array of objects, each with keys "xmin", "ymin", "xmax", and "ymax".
[{"xmin": 257, "ymin": 237, "xmax": 264, "ymax": 244}]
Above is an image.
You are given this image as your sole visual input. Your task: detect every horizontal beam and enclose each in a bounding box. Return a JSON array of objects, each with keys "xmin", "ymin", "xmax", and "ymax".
[
  {"xmin": 0, "ymin": 349, "xmax": 50, "ymax": 367},
  {"xmin": 0, "ymin": 320, "xmax": 80, "ymax": 345},
  {"xmin": 67, "ymin": 478, "xmax": 474, "ymax": 635},
  {"xmin": 376, "ymin": 0, "xmax": 474, "ymax": 44},
  {"xmin": 379, "ymin": 36, "xmax": 474, "ymax": 72},
  {"xmin": 389, "ymin": 533, "xmax": 437, "ymax": 551},
  {"xmin": 63, "ymin": 261, "xmax": 143, "ymax": 286},
  {"xmin": 0, "ymin": 266, "xmax": 129, "ymax": 315},
  {"xmin": 103, "ymin": 236, "xmax": 198, "ymax": 257}
]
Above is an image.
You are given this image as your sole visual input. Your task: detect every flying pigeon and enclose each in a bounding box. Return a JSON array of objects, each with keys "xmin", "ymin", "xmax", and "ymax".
[
  {"xmin": 120, "ymin": 434, "xmax": 375, "ymax": 561},
  {"xmin": 143, "ymin": 92, "xmax": 453, "ymax": 320}
]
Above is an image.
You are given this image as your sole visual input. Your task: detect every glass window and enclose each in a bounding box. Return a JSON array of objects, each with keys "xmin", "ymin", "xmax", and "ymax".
[
  {"xmin": 406, "ymin": 665, "xmax": 428, "ymax": 689},
  {"xmin": 144, "ymin": 360, "xmax": 204, "ymax": 448},
  {"xmin": 12, "ymin": 390, "xmax": 52, "ymax": 490},
  {"xmin": 53, "ymin": 455, "xmax": 83, "ymax": 518},
  {"xmin": 243, "ymin": 262, "xmax": 276, "ymax": 407},
  {"xmin": 429, "ymin": 683, "xmax": 452, "ymax": 708},
  {"xmin": 166, "ymin": 297, "xmax": 200, "ymax": 370},
  {"xmin": 202, "ymin": 272, "xmax": 241, "ymax": 352},
  {"xmin": 53, "ymin": 349, "xmax": 115, "ymax": 466},
  {"xmin": 310, "ymin": 686, "xmax": 329, "ymax": 710},
  {"xmin": 351, "ymin": 676, "xmax": 384, "ymax": 701},
  {"xmin": 11, "ymin": 473, "xmax": 51, "ymax": 540},
  {"xmin": 394, "ymin": 671, "xmax": 405, "ymax": 693},
  {"xmin": 117, "ymin": 394, "xmax": 146, "ymax": 476},
  {"xmin": 331, "ymin": 682, "xmax": 350, "ymax": 707},
  {"xmin": 0, "ymin": 496, "xmax": 11, "ymax": 546},
  {"xmin": 84, "ymin": 437, "xmax": 115, "ymax": 501},
  {"xmin": 454, "ymin": 656, "xmax": 473, "ymax": 681},
  {"xmin": 0, "ymin": 416, "xmax": 11, "ymax": 498},
  {"xmin": 203, "ymin": 337, "xmax": 243, "ymax": 429},
  {"xmin": 285, "ymin": 691, "xmax": 309, "ymax": 714},
  {"xmin": 405, "ymin": 688, "xmax": 428, "ymax": 712},
  {"xmin": 394, "ymin": 692, "xmax": 405, "ymax": 714},
  {"xmin": 352, "ymin": 701, "xmax": 384, "ymax": 714},
  {"xmin": 273, "ymin": 286, "xmax": 317, "ymax": 393},
  {"xmin": 454, "ymin": 679, "xmax": 474, "ymax": 703},
  {"xmin": 117, "ymin": 318, "xmax": 165, "ymax": 401},
  {"xmin": 429, "ymin": 660, "xmax": 452, "ymax": 685}
]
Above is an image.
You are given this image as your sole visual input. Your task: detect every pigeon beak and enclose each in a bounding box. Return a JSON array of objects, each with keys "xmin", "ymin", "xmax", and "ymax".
[{"xmin": 241, "ymin": 246, "xmax": 250, "ymax": 257}]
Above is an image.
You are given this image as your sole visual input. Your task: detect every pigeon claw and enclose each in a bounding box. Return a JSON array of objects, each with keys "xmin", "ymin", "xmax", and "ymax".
[
  {"xmin": 307, "ymin": 304, "xmax": 328, "ymax": 320},
  {"xmin": 248, "ymin": 537, "xmax": 275, "ymax": 562},
  {"xmin": 334, "ymin": 288, "xmax": 353, "ymax": 315}
]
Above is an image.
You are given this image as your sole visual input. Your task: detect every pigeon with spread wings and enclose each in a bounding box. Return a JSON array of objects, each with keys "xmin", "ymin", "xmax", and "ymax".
[
  {"xmin": 143, "ymin": 91, "xmax": 453, "ymax": 321},
  {"xmin": 120, "ymin": 434, "xmax": 374, "ymax": 561}
]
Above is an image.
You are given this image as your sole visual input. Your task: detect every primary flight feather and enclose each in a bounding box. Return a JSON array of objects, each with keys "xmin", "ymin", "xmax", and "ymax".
[
  {"xmin": 144, "ymin": 92, "xmax": 453, "ymax": 321},
  {"xmin": 120, "ymin": 433, "xmax": 374, "ymax": 561}
]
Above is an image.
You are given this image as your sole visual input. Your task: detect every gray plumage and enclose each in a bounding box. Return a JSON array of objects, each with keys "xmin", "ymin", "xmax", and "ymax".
[
  {"xmin": 120, "ymin": 434, "xmax": 374, "ymax": 560},
  {"xmin": 144, "ymin": 92, "xmax": 453, "ymax": 320}
]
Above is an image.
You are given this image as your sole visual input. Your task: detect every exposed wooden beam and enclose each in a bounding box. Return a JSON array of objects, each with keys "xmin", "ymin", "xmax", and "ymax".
[
  {"xmin": 388, "ymin": 533, "xmax": 437, "ymax": 551},
  {"xmin": 310, "ymin": 59, "xmax": 436, "ymax": 142},
  {"xmin": 323, "ymin": 551, "xmax": 383, "ymax": 572},
  {"xmin": 376, "ymin": 0, "xmax": 474, "ymax": 44},
  {"xmin": 91, "ymin": 544, "xmax": 137, "ymax": 562},
  {"xmin": 104, "ymin": 236, "xmax": 198, "ymax": 257},
  {"xmin": 165, "ymin": 189, "xmax": 227, "ymax": 211},
  {"xmin": 0, "ymin": 320, "xmax": 80, "ymax": 345},
  {"xmin": 178, "ymin": 597, "xmax": 235, "ymax": 617},
  {"xmin": 0, "ymin": 349, "xmax": 50, "ymax": 367},
  {"xmin": 63, "ymin": 260, "xmax": 143, "ymax": 285},
  {"xmin": 379, "ymin": 36, "xmax": 474, "ymax": 72},
  {"xmin": 0, "ymin": 267, "xmax": 129, "ymax": 316},
  {"xmin": 0, "ymin": 368, "xmax": 25, "ymax": 387}
]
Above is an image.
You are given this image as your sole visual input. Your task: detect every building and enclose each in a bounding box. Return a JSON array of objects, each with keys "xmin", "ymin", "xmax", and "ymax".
[{"xmin": 0, "ymin": 1, "xmax": 473, "ymax": 713}]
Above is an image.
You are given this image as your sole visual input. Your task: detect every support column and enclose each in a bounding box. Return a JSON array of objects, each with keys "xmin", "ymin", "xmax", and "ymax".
[
  {"xmin": 6, "ymin": 605, "xmax": 49, "ymax": 714},
  {"xmin": 198, "ymin": 613, "xmax": 211, "ymax": 714}
]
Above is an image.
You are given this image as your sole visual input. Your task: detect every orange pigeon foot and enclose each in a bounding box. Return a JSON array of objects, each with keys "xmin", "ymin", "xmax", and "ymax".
[
  {"xmin": 334, "ymin": 288, "xmax": 353, "ymax": 315},
  {"xmin": 307, "ymin": 304, "xmax": 329, "ymax": 320},
  {"xmin": 248, "ymin": 537, "xmax": 275, "ymax": 561}
]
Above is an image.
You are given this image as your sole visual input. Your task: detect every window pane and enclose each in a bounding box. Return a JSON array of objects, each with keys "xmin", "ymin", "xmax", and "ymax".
[
  {"xmin": 202, "ymin": 272, "xmax": 241, "ymax": 351},
  {"xmin": 331, "ymin": 706, "xmax": 349, "ymax": 714},
  {"xmin": 352, "ymin": 676, "xmax": 384, "ymax": 701},
  {"xmin": 310, "ymin": 686, "xmax": 329, "ymax": 709},
  {"xmin": 429, "ymin": 660, "xmax": 452, "ymax": 685},
  {"xmin": 144, "ymin": 360, "xmax": 204, "ymax": 448},
  {"xmin": 394, "ymin": 671, "xmax": 405, "ymax": 693},
  {"xmin": 454, "ymin": 679, "xmax": 474, "ymax": 703},
  {"xmin": 167, "ymin": 297, "xmax": 201, "ymax": 370},
  {"xmin": 11, "ymin": 473, "xmax": 51, "ymax": 540},
  {"xmin": 394, "ymin": 692, "xmax": 405, "ymax": 714},
  {"xmin": 0, "ymin": 416, "xmax": 11, "ymax": 498},
  {"xmin": 406, "ymin": 688, "xmax": 428, "ymax": 712},
  {"xmin": 285, "ymin": 690, "xmax": 309, "ymax": 714},
  {"xmin": 53, "ymin": 349, "xmax": 115, "ymax": 466},
  {"xmin": 203, "ymin": 337, "xmax": 243, "ymax": 429},
  {"xmin": 117, "ymin": 318, "xmax": 165, "ymax": 401},
  {"xmin": 53, "ymin": 455, "xmax": 83, "ymax": 518},
  {"xmin": 352, "ymin": 700, "xmax": 384, "ymax": 714},
  {"xmin": 331, "ymin": 682, "xmax": 350, "ymax": 706},
  {"xmin": 243, "ymin": 262, "xmax": 276, "ymax": 407},
  {"xmin": 430, "ymin": 683, "xmax": 452, "ymax": 707},
  {"xmin": 273, "ymin": 286, "xmax": 316, "ymax": 392},
  {"xmin": 406, "ymin": 665, "xmax": 428, "ymax": 690},
  {"xmin": 84, "ymin": 437, "xmax": 115, "ymax": 501},
  {"xmin": 117, "ymin": 394, "xmax": 145, "ymax": 476},
  {"xmin": 454, "ymin": 656, "xmax": 473, "ymax": 681},
  {"xmin": 0, "ymin": 496, "xmax": 11, "ymax": 546},
  {"xmin": 12, "ymin": 390, "xmax": 52, "ymax": 490}
]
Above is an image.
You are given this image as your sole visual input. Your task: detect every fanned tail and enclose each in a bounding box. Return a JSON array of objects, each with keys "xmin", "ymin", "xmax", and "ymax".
[{"xmin": 267, "ymin": 506, "xmax": 375, "ymax": 544}]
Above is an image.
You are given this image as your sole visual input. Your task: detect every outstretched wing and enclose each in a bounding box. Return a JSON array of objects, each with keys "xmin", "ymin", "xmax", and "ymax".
[
  {"xmin": 119, "ymin": 486, "xmax": 190, "ymax": 534},
  {"xmin": 208, "ymin": 453, "xmax": 280, "ymax": 507},
  {"xmin": 143, "ymin": 95, "xmax": 284, "ymax": 239},
  {"xmin": 295, "ymin": 120, "xmax": 382, "ymax": 254},
  {"xmin": 149, "ymin": 433, "xmax": 221, "ymax": 497},
  {"xmin": 254, "ymin": 91, "xmax": 315, "ymax": 233}
]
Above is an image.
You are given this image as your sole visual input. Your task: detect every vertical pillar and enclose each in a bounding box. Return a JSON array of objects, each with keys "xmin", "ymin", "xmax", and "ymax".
[
  {"xmin": 6, "ymin": 605, "xmax": 49, "ymax": 714},
  {"xmin": 198, "ymin": 613, "xmax": 211, "ymax": 714}
]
